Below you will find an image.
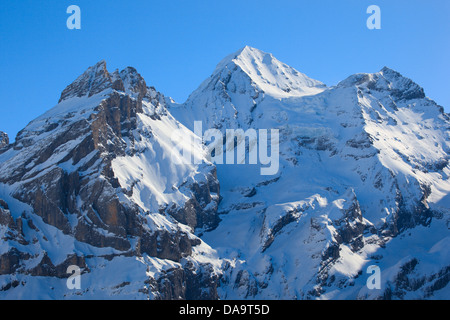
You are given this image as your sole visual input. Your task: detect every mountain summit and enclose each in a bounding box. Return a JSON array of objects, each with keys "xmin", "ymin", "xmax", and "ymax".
[
  {"xmin": 214, "ymin": 46, "xmax": 326, "ymax": 98},
  {"xmin": 0, "ymin": 131, "xmax": 8, "ymax": 150},
  {"xmin": 170, "ymin": 46, "xmax": 327, "ymax": 130}
]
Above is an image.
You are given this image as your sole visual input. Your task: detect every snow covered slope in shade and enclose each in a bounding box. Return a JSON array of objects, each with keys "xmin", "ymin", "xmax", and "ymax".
[
  {"xmin": 176, "ymin": 48, "xmax": 450, "ymax": 299},
  {"xmin": 0, "ymin": 61, "xmax": 222, "ymax": 299}
]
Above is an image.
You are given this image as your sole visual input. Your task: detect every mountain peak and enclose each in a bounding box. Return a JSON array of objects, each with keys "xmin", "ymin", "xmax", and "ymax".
[
  {"xmin": 233, "ymin": 45, "xmax": 267, "ymax": 60},
  {"xmin": 380, "ymin": 66, "xmax": 398, "ymax": 75},
  {"xmin": 59, "ymin": 60, "xmax": 112, "ymax": 103},
  {"xmin": 212, "ymin": 46, "xmax": 326, "ymax": 98},
  {"xmin": 338, "ymin": 66, "xmax": 425, "ymax": 101},
  {"xmin": 117, "ymin": 66, "xmax": 147, "ymax": 97},
  {"xmin": 58, "ymin": 61, "xmax": 150, "ymax": 103}
]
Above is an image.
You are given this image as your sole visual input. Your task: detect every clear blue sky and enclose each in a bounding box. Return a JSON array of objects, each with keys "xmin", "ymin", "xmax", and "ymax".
[{"xmin": 1, "ymin": 0, "xmax": 449, "ymax": 140}]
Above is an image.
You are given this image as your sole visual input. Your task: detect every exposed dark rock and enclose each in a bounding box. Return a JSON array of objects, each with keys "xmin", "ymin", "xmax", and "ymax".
[
  {"xmin": 332, "ymin": 195, "xmax": 366, "ymax": 252},
  {"xmin": 184, "ymin": 262, "xmax": 220, "ymax": 300},
  {"xmin": 165, "ymin": 175, "xmax": 221, "ymax": 231},
  {"xmin": 28, "ymin": 252, "xmax": 88, "ymax": 278},
  {"xmin": 385, "ymin": 187, "xmax": 434, "ymax": 236},
  {"xmin": 0, "ymin": 131, "xmax": 8, "ymax": 149},
  {"xmin": 380, "ymin": 259, "xmax": 449, "ymax": 300},
  {"xmin": 0, "ymin": 248, "xmax": 30, "ymax": 275},
  {"xmin": 59, "ymin": 61, "xmax": 112, "ymax": 102},
  {"xmin": 262, "ymin": 208, "xmax": 299, "ymax": 252},
  {"xmin": 155, "ymin": 267, "xmax": 186, "ymax": 300}
]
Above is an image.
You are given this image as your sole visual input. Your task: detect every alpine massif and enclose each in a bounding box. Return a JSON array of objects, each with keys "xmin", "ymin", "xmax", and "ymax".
[{"xmin": 0, "ymin": 47, "xmax": 449, "ymax": 299}]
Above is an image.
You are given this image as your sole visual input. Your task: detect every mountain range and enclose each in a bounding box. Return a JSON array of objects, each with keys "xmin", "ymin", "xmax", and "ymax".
[{"xmin": 0, "ymin": 46, "xmax": 449, "ymax": 299}]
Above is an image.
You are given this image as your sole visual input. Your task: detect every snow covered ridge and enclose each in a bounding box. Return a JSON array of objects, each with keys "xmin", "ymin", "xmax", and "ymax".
[
  {"xmin": 0, "ymin": 46, "xmax": 449, "ymax": 299},
  {"xmin": 214, "ymin": 46, "xmax": 326, "ymax": 99},
  {"xmin": 171, "ymin": 121, "xmax": 280, "ymax": 176}
]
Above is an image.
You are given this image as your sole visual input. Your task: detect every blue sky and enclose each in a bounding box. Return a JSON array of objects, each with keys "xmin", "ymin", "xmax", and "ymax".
[{"xmin": 1, "ymin": 0, "xmax": 449, "ymax": 140}]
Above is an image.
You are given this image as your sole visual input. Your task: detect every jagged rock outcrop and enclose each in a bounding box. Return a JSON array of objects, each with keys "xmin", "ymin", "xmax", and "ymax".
[{"xmin": 0, "ymin": 132, "xmax": 8, "ymax": 150}]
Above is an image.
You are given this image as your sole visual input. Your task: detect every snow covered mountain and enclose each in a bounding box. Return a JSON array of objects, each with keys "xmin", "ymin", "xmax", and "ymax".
[
  {"xmin": 0, "ymin": 61, "xmax": 221, "ymax": 299},
  {"xmin": 0, "ymin": 46, "xmax": 449, "ymax": 299},
  {"xmin": 170, "ymin": 47, "xmax": 450, "ymax": 299}
]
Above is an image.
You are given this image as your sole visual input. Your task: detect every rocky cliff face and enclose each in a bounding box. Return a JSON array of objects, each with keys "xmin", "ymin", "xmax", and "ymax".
[{"xmin": 0, "ymin": 132, "xmax": 8, "ymax": 150}]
